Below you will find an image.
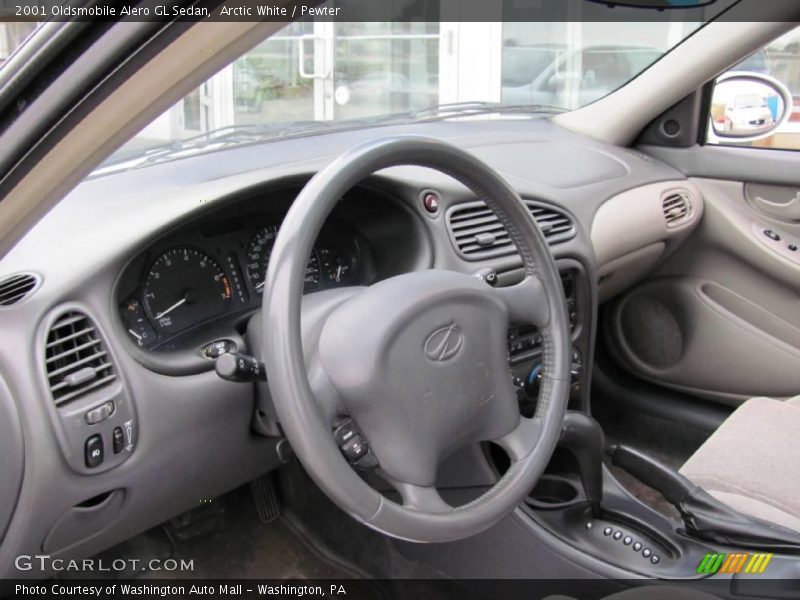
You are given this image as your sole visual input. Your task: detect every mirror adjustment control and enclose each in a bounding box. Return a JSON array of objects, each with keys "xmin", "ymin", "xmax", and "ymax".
[
  {"xmin": 215, "ymin": 352, "xmax": 267, "ymax": 382},
  {"xmin": 112, "ymin": 427, "xmax": 124, "ymax": 454},
  {"xmin": 85, "ymin": 434, "xmax": 104, "ymax": 468}
]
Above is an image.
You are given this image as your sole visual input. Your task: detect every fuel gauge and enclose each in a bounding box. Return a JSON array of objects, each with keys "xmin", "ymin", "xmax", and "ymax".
[
  {"xmin": 319, "ymin": 247, "xmax": 354, "ymax": 285},
  {"xmin": 121, "ymin": 298, "xmax": 157, "ymax": 347}
]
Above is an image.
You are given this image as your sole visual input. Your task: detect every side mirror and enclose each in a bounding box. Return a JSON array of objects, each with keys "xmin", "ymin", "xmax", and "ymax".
[{"xmin": 710, "ymin": 71, "xmax": 793, "ymax": 142}]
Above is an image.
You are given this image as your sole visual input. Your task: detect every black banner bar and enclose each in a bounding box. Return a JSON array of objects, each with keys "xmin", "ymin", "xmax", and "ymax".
[
  {"xmin": 3, "ymin": 578, "xmax": 800, "ymax": 600},
  {"xmin": 1, "ymin": 0, "xmax": 797, "ymax": 23}
]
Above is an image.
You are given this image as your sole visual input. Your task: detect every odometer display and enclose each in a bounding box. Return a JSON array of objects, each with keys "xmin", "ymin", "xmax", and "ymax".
[
  {"xmin": 143, "ymin": 247, "xmax": 232, "ymax": 333},
  {"xmin": 246, "ymin": 225, "xmax": 320, "ymax": 293}
]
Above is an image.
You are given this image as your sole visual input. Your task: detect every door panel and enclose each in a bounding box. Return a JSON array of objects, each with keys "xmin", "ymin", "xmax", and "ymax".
[{"xmin": 606, "ymin": 152, "xmax": 800, "ymax": 405}]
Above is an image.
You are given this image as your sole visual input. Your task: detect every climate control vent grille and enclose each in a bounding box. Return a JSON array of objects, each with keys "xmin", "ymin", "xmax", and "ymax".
[
  {"xmin": 0, "ymin": 273, "xmax": 38, "ymax": 306},
  {"xmin": 662, "ymin": 192, "xmax": 693, "ymax": 228},
  {"xmin": 45, "ymin": 311, "xmax": 116, "ymax": 406},
  {"xmin": 447, "ymin": 200, "xmax": 576, "ymax": 260}
]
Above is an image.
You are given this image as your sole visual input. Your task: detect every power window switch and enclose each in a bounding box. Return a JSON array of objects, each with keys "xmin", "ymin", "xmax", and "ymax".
[
  {"xmin": 85, "ymin": 434, "xmax": 104, "ymax": 468},
  {"xmin": 112, "ymin": 427, "xmax": 125, "ymax": 454}
]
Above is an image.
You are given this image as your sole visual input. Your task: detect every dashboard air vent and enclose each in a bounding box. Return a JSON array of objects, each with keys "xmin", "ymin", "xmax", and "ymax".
[
  {"xmin": 0, "ymin": 273, "xmax": 38, "ymax": 306},
  {"xmin": 45, "ymin": 311, "xmax": 116, "ymax": 406},
  {"xmin": 662, "ymin": 192, "xmax": 693, "ymax": 228},
  {"xmin": 447, "ymin": 200, "xmax": 576, "ymax": 260}
]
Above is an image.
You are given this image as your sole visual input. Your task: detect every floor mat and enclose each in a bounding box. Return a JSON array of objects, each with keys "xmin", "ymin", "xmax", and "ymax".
[{"xmin": 89, "ymin": 484, "xmax": 370, "ymax": 582}]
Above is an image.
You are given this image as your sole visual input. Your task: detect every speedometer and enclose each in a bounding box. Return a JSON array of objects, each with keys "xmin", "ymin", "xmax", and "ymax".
[
  {"xmin": 246, "ymin": 225, "xmax": 320, "ymax": 293},
  {"xmin": 143, "ymin": 247, "xmax": 232, "ymax": 333}
]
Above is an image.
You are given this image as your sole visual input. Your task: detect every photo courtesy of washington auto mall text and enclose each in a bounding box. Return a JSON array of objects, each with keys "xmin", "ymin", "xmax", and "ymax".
[{"xmin": 13, "ymin": 583, "xmax": 350, "ymax": 598}]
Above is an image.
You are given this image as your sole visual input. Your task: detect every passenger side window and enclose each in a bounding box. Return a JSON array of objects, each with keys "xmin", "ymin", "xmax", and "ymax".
[{"xmin": 707, "ymin": 26, "xmax": 800, "ymax": 150}]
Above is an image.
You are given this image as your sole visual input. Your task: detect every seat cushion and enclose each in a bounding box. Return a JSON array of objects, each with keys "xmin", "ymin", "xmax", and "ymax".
[{"xmin": 680, "ymin": 396, "xmax": 800, "ymax": 533}]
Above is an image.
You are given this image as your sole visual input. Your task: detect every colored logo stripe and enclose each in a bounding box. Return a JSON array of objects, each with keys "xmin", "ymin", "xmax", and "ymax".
[
  {"xmin": 745, "ymin": 553, "xmax": 773, "ymax": 574},
  {"xmin": 697, "ymin": 553, "xmax": 773, "ymax": 575}
]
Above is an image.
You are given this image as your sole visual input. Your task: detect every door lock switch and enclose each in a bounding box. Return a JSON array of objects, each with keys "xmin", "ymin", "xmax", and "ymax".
[{"xmin": 113, "ymin": 427, "xmax": 125, "ymax": 454}]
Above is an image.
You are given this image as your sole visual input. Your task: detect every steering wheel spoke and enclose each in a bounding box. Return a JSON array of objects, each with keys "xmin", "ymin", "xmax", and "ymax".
[
  {"xmin": 492, "ymin": 275, "xmax": 551, "ymax": 327},
  {"xmin": 386, "ymin": 477, "xmax": 453, "ymax": 514},
  {"xmin": 494, "ymin": 416, "xmax": 544, "ymax": 464},
  {"xmin": 299, "ymin": 288, "xmax": 364, "ymax": 426},
  {"xmin": 305, "ymin": 359, "xmax": 343, "ymax": 427}
]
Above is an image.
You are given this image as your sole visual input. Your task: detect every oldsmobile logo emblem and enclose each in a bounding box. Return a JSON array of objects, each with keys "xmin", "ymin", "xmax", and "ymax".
[{"xmin": 424, "ymin": 323, "xmax": 463, "ymax": 362}]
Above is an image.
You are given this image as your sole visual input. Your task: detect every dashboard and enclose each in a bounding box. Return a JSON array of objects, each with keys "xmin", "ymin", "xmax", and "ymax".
[
  {"xmin": 113, "ymin": 182, "xmax": 427, "ymax": 362},
  {"xmin": 117, "ymin": 215, "xmax": 368, "ymax": 351},
  {"xmin": 0, "ymin": 117, "xmax": 698, "ymax": 577}
]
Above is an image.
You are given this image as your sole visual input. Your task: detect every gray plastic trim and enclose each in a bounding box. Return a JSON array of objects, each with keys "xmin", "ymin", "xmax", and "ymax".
[
  {"xmin": 592, "ymin": 180, "xmax": 704, "ymax": 303},
  {"xmin": 610, "ymin": 278, "xmax": 800, "ymax": 404},
  {"xmin": 642, "ymin": 144, "xmax": 800, "ymax": 187},
  {"xmin": 0, "ymin": 271, "xmax": 43, "ymax": 309},
  {"xmin": 36, "ymin": 303, "xmax": 137, "ymax": 475},
  {"xmin": 0, "ymin": 372, "xmax": 24, "ymax": 545}
]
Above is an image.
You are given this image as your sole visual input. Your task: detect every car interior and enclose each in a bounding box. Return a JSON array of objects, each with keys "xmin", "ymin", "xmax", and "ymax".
[{"xmin": 0, "ymin": 1, "xmax": 799, "ymax": 598}]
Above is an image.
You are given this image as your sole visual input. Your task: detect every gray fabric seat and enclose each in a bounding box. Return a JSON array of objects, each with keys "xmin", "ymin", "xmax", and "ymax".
[{"xmin": 679, "ymin": 395, "xmax": 800, "ymax": 534}]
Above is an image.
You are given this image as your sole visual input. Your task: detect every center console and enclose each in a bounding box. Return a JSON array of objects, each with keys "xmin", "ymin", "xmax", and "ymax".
[{"xmin": 506, "ymin": 268, "xmax": 585, "ymax": 407}]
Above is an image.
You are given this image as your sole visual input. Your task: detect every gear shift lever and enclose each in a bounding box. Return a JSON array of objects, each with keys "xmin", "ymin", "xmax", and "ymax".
[{"xmin": 558, "ymin": 411, "xmax": 605, "ymax": 517}]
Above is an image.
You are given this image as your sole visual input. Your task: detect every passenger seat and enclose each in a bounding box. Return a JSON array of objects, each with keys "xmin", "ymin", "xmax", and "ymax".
[{"xmin": 679, "ymin": 396, "xmax": 800, "ymax": 534}]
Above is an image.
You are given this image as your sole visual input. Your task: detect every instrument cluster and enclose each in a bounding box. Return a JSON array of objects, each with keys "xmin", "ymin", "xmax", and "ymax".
[{"xmin": 117, "ymin": 213, "xmax": 369, "ymax": 351}]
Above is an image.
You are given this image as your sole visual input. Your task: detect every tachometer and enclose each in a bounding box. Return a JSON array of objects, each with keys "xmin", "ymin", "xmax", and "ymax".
[
  {"xmin": 246, "ymin": 225, "xmax": 320, "ymax": 293},
  {"xmin": 142, "ymin": 247, "xmax": 232, "ymax": 333}
]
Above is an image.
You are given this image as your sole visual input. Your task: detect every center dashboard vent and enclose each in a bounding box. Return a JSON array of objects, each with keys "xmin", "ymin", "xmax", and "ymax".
[
  {"xmin": 446, "ymin": 200, "xmax": 576, "ymax": 260},
  {"xmin": 662, "ymin": 191, "xmax": 693, "ymax": 228},
  {"xmin": 45, "ymin": 311, "xmax": 117, "ymax": 406}
]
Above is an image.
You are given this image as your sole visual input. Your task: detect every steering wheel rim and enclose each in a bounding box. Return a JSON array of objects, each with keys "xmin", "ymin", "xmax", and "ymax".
[{"xmin": 262, "ymin": 135, "xmax": 572, "ymax": 543}]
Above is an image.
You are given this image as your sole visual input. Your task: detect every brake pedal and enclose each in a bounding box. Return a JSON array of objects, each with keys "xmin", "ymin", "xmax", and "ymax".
[{"xmin": 250, "ymin": 473, "xmax": 281, "ymax": 524}]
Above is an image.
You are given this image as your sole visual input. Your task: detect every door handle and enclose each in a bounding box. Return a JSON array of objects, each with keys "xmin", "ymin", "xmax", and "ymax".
[
  {"xmin": 297, "ymin": 35, "xmax": 331, "ymax": 79},
  {"xmin": 746, "ymin": 183, "xmax": 800, "ymax": 221}
]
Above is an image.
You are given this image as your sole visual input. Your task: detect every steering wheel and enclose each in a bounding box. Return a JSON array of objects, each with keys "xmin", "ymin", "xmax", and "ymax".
[{"xmin": 261, "ymin": 136, "xmax": 571, "ymax": 543}]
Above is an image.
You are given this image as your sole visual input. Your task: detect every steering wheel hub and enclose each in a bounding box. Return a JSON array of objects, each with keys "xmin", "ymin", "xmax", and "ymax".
[{"xmin": 319, "ymin": 270, "xmax": 519, "ymax": 487}]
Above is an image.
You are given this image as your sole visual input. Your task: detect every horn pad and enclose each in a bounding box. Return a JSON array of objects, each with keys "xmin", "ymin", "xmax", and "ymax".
[{"xmin": 318, "ymin": 269, "xmax": 519, "ymax": 486}]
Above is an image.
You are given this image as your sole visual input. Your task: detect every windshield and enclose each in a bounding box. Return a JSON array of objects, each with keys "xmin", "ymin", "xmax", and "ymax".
[{"xmin": 99, "ymin": 19, "xmax": 701, "ymax": 167}]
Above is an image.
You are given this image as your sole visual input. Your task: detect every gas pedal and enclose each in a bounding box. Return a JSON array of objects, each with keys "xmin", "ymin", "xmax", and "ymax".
[{"xmin": 250, "ymin": 473, "xmax": 281, "ymax": 524}]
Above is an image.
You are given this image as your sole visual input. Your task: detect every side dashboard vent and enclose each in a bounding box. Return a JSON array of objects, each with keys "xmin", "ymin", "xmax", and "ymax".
[
  {"xmin": 45, "ymin": 311, "xmax": 117, "ymax": 406},
  {"xmin": 662, "ymin": 192, "xmax": 693, "ymax": 228},
  {"xmin": 447, "ymin": 200, "xmax": 576, "ymax": 260},
  {"xmin": 0, "ymin": 273, "xmax": 39, "ymax": 306}
]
